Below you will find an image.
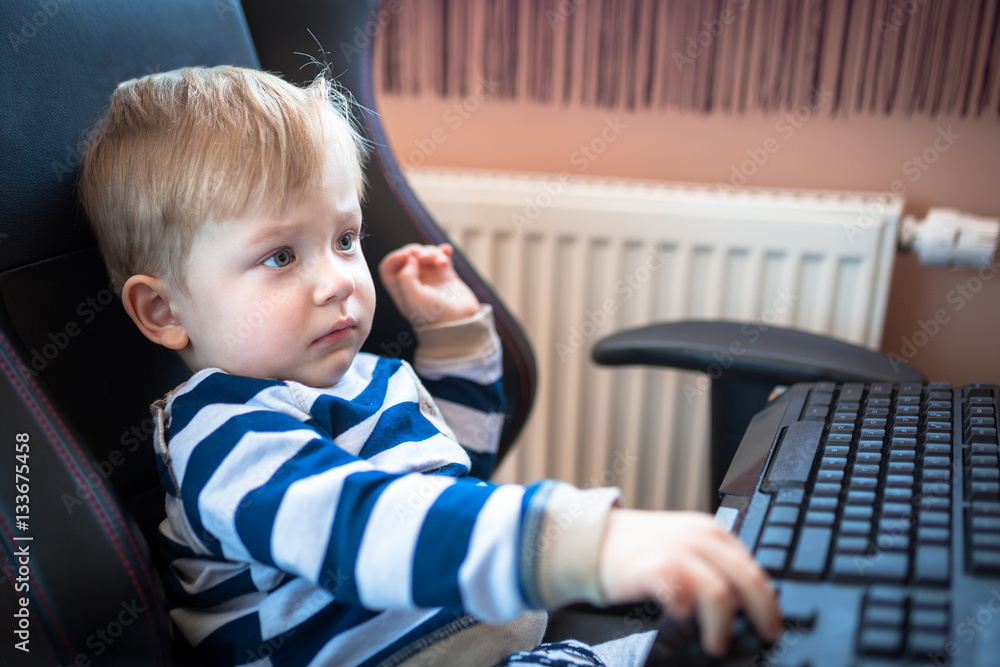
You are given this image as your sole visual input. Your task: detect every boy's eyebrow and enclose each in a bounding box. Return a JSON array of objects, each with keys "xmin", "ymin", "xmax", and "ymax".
[{"xmin": 242, "ymin": 223, "xmax": 302, "ymax": 248}]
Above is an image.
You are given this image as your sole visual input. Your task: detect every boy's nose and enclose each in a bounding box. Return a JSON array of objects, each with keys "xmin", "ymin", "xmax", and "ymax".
[{"xmin": 311, "ymin": 252, "xmax": 355, "ymax": 303}]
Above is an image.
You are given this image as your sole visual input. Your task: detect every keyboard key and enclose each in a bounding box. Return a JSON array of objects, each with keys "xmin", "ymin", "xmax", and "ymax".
[
  {"xmin": 763, "ymin": 421, "xmax": 824, "ymax": 491},
  {"xmin": 881, "ymin": 502, "xmax": 912, "ymax": 517},
  {"xmin": 767, "ymin": 505, "xmax": 799, "ymax": 526},
  {"xmin": 835, "ymin": 535, "xmax": 869, "ymax": 553},
  {"xmin": 864, "ymin": 604, "xmax": 905, "ymax": 627},
  {"xmin": 856, "ymin": 451, "xmax": 882, "ymax": 464},
  {"xmin": 885, "ymin": 474, "xmax": 914, "ymax": 487},
  {"xmin": 853, "ymin": 464, "xmax": 880, "ymax": 476},
  {"xmin": 790, "ymin": 526, "xmax": 832, "ymax": 577},
  {"xmin": 875, "ymin": 532, "xmax": 909, "ymax": 552},
  {"xmin": 911, "ymin": 608, "xmax": 949, "ymax": 631},
  {"xmin": 970, "ymin": 549, "xmax": 1000, "ymax": 574},
  {"xmin": 803, "ymin": 405, "xmax": 828, "ymax": 421},
  {"xmin": 972, "ymin": 501, "xmax": 1000, "ymax": 515},
  {"xmin": 922, "ymin": 482, "xmax": 951, "ymax": 498},
  {"xmin": 807, "ymin": 496, "xmax": 838, "ymax": 512},
  {"xmin": 813, "ymin": 483, "xmax": 842, "ymax": 496},
  {"xmin": 888, "ymin": 461, "xmax": 915, "ymax": 474},
  {"xmin": 775, "ymin": 487, "xmax": 805, "ymax": 505},
  {"xmin": 922, "ymin": 468, "xmax": 952, "ymax": 482},
  {"xmin": 971, "ymin": 533, "xmax": 1000, "ymax": 549},
  {"xmin": 858, "ymin": 626, "xmax": 903, "ymax": 655},
  {"xmin": 754, "ymin": 547, "xmax": 788, "ymax": 574},
  {"xmin": 843, "ymin": 505, "xmax": 874, "ymax": 520},
  {"xmin": 847, "ymin": 490, "xmax": 875, "ymax": 505},
  {"xmin": 877, "ymin": 518, "xmax": 910, "ymax": 536},
  {"xmin": 918, "ymin": 495, "xmax": 950, "ymax": 510},
  {"xmin": 971, "ymin": 515, "xmax": 1000, "ymax": 531},
  {"xmin": 816, "ymin": 469, "xmax": 844, "ymax": 483},
  {"xmin": 906, "ymin": 631, "xmax": 949, "ymax": 656},
  {"xmin": 840, "ymin": 384, "xmax": 864, "ymax": 401},
  {"xmin": 849, "ymin": 476, "xmax": 877, "ymax": 490},
  {"xmin": 858, "ymin": 552, "xmax": 909, "ymax": 581},
  {"xmin": 869, "ymin": 383, "xmax": 893, "ymax": 396},
  {"xmin": 923, "ymin": 456, "xmax": 951, "ymax": 468},
  {"xmin": 884, "ymin": 488, "xmax": 913, "ymax": 503},
  {"xmin": 969, "ymin": 482, "xmax": 1000, "ymax": 500},
  {"xmin": 759, "ymin": 526, "xmax": 794, "ymax": 549},
  {"xmin": 914, "ymin": 545, "xmax": 950, "ymax": 584},
  {"xmin": 805, "ymin": 511, "xmax": 835, "ymax": 527},
  {"xmin": 841, "ymin": 520, "xmax": 872, "ymax": 536},
  {"xmin": 868, "ymin": 586, "xmax": 908, "ymax": 604},
  {"xmin": 911, "ymin": 589, "xmax": 950, "ymax": 608},
  {"xmin": 920, "ymin": 511, "xmax": 950, "ymax": 527},
  {"xmin": 917, "ymin": 526, "xmax": 950, "ymax": 544}
]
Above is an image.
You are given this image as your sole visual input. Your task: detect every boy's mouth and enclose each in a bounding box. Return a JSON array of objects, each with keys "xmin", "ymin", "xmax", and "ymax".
[{"xmin": 313, "ymin": 320, "xmax": 357, "ymax": 346}]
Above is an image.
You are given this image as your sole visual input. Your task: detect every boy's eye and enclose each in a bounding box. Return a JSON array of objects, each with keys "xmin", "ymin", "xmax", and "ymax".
[
  {"xmin": 263, "ymin": 248, "xmax": 295, "ymax": 268},
  {"xmin": 336, "ymin": 231, "xmax": 360, "ymax": 252}
]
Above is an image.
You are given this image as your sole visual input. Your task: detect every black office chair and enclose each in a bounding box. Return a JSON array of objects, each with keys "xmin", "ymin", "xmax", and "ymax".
[{"xmin": 0, "ymin": 1, "xmax": 922, "ymax": 664}]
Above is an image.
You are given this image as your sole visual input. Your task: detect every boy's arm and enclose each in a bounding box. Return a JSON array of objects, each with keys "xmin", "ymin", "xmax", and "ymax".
[
  {"xmin": 410, "ymin": 305, "xmax": 504, "ymax": 480},
  {"xmin": 379, "ymin": 243, "xmax": 504, "ymax": 479},
  {"xmin": 166, "ymin": 404, "xmax": 614, "ymax": 622}
]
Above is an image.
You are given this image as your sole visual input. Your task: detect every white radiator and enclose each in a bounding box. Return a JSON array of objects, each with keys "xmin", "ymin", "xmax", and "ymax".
[{"xmin": 404, "ymin": 168, "xmax": 902, "ymax": 511}]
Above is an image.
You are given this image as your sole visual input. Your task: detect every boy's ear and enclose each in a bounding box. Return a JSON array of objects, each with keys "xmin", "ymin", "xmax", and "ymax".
[{"xmin": 121, "ymin": 275, "xmax": 190, "ymax": 350}]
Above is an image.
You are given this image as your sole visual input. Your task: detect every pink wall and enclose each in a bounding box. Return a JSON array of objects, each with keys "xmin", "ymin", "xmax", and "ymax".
[{"xmin": 374, "ymin": 91, "xmax": 1000, "ymax": 384}]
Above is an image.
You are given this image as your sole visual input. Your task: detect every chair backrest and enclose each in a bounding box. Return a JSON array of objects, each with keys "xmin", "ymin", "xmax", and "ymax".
[{"xmin": 0, "ymin": 1, "xmax": 535, "ymax": 663}]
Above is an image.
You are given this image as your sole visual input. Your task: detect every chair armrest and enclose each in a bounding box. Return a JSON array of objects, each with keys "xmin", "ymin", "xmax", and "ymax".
[
  {"xmin": 591, "ymin": 320, "xmax": 925, "ymax": 384},
  {"xmin": 592, "ymin": 320, "xmax": 925, "ymax": 507}
]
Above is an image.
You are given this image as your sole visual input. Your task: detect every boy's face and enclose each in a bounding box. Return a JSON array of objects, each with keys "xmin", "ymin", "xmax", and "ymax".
[{"xmin": 169, "ymin": 147, "xmax": 375, "ymax": 388}]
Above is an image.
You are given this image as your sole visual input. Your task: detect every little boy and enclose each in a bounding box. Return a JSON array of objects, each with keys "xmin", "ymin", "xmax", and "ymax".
[{"xmin": 78, "ymin": 66, "xmax": 781, "ymax": 667}]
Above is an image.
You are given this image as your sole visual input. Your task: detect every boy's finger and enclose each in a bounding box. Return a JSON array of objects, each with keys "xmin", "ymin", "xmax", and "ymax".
[
  {"xmin": 693, "ymin": 538, "xmax": 782, "ymax": 642},
  {"xmin": 685, "ymin": 557, "xmax": 738, "ymax": 657}
]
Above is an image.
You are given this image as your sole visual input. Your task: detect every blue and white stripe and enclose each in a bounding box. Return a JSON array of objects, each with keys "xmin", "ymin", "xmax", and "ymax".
[{"xmin": 155, "ymin": 350, "xmax": 550, "ymax": 666}]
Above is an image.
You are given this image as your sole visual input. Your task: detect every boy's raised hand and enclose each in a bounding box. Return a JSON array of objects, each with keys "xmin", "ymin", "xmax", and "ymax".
[
  {"xmin": 598, "ymin": 509, "xmax": 783, "ymax": 657},
  {"xmin": 378, "ymin": 243, "xmax": 481, "ymax": 329}
]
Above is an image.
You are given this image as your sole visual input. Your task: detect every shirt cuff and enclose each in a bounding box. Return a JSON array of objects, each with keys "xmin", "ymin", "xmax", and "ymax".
[
  {"xmin": 413, "ymin": 304, "xmax": 499, "ymax": 366},
  {"xmin": 533, "ymin": 483, "xmax": 621, "ymax": 609}
]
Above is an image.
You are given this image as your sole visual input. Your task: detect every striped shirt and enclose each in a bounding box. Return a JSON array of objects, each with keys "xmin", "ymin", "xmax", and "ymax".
[{"xmin": 151, "ymin": 310, "xmax": 563, "ymax": 666}]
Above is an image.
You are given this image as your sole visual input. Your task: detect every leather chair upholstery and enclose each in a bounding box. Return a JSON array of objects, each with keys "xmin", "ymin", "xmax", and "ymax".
[{"xmin": 0, "ymin": 1, "xmax": 533, "ymax": 664}]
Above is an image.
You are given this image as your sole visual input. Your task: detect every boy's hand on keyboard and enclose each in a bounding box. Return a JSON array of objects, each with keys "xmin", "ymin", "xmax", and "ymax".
[{"xmin": 598, "ymin": 509, "xmax": 783, "ymax": 657}]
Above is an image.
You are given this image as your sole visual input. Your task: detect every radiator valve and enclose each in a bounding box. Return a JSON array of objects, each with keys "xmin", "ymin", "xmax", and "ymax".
[{"xmin": 899, "ymin": 208, "xmax": 999, "ymax": 268}]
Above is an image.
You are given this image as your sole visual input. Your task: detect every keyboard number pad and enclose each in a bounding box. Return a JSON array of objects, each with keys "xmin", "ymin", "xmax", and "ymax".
[
  {"xmin": 858, "ymin": 587, "xmax": 950, "ymax": 657},
  {"xmin": 962, "ymin": 385, "xmax": 1000, "ymax": 574}
]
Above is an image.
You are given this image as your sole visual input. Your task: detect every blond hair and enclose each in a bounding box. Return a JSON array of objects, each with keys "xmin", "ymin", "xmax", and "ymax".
[{"xmin": 78, "ymin": 65, "xmax": 370, "ymax": 296}]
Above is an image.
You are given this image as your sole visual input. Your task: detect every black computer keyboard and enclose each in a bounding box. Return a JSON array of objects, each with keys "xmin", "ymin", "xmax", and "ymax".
[{"xmin": 646, "ymin": 381, "xmax": 1000, "ymax": 667}]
